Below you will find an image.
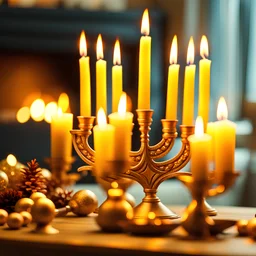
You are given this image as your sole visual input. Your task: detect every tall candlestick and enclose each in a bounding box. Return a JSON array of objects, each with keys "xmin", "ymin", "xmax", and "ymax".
[
  {"xmin": 112, "ymin": 40, "xmax": 123, "ymax": 113},
  {"xmin": 188, "ymin": 116, "xmax": 212, "ymax": 181},
  {"xmin": 198, "ymin": 35, "xmax": 211, "ymax": 130},
  {"xmin": 182, "ymin": 37, "xmax": 196, "ymax": 126},
  {"xmin": 166, "ymin": 35, "xmax": 180, "ymax": 119},
  {"xmin": 51, "ymin": 109, "xmax": 73, "ymax": 158},
  {"xmin": 109, "ymin": 93, "xmax": 133, "ymax": 161},
  {"xmin": 214, "ymin": 97, "xmax": 236, "ymax": 182},
  {"xmin": 138, "ymin": 9, "xmax": 151, "ymax": 109},
  {"xmin": 96, "ymin": 34, "xmax": 107, "ymax": 115},
  {"xmin": 79, "ymin": 31, "xmax": 91, "ymax": 117}
]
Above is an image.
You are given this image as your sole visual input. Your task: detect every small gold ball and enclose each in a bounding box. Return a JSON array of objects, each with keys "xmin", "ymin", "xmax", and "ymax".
[
  {"xmin": 69, "ymin": 190, "xmax": 98, "ymax": 216},
  {"xmin": 0, "ymin": 209, "xmax": 8, "ymax": 226},
  {"xmin": 7, "ymin": 213, "xmax": 24, "ymax": 229},
  {"xmin": 30, "ymin": 192, "xmax": 46, "ymax": 202},
  {"xmin": 236, "ymin": 219, "xmax": 249, "ymax": 236},
  {"xmin": 31, "ymin": 198, "xmax": 55, "ymax": 225},
  {"xmin": 0, "ymin": 170, "xmax": 8, "ymax": 191},
  {"xmin": 247, "ymin": 218, "xmax": 256, "ymax": 239},
  {"xmin": 20, "ymin": 211, "xmax": 32, "ymax": 226},
  {"xmin": 15, "ymin": 198, "xmax": 34, "ymax": 213}
]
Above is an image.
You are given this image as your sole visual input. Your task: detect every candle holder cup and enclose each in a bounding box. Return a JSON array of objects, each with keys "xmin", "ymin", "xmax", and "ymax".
[{"xmin": 71, "ymin": 109, "xmax": 215, "ymax": 220}]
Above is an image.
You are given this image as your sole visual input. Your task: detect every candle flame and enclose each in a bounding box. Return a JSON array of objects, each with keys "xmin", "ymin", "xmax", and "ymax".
[
  {"xmin": 57, "ymin": 107, "xmax": 63, "ymax": 116},
  {"xmin": 118, "ymin": 92, "xmax": 127, "ymax": 116},
  {"xmin": 200, "ymin": 35, "xmax": 209, "ymax": 59},
  {"xmin": 111, "ymin": 181, "xmax": 118, "ymax": 189},
  {"xmin": 113, "ymin": 39, "xmax": 121, "ymax": 65},
  {"xmin": 148, "ymin": 212, "xmax": 156, "ymax": 220},
  {"xmin": 6, "ymin": 154, "xmax": 17, "ymax": 167},
  {"xmin": 97, "ymin": 107, "xmax": 107, "ymax": 127},
  {"xmin": 169, "ymin": 35, "xmax": 178, "ymax": 64},
  {"xmin": 58, "ymin": 93, "xmax": 69, "ymax": 113},
  {"xmin": 141, "ymin": 9, "xmax": 150, "ymax": 36},
  {"xmin": 79, "ymin": 31, "xmax": 87, "ymax": 57},
  {"xmin": 195, "ymin": 116, "xmax": 204, "ymax": 136},
  {"xmin": 217, "ymin": 97, "xmax": 228, "ymax": 120},
  {"xmin": 96, "ymin": 34, "xmax": 104, "ymax": 60},
  {"xmin": 187, "ymin": 37, "xmax": 195, "ymax": 65}
]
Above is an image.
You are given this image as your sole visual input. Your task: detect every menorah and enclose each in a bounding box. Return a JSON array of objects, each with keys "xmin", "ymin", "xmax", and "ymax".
[{"xmin": 71, "ymin": 109, "xmax": 215, "ymax": 220}]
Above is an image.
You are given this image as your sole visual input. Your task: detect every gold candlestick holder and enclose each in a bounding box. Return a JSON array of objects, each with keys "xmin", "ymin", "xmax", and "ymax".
[
  {"xmin": 71, "ymin": 110, "xmax": 215, "ymax": 220},
  {"xmin": 177, "ymin": 171, "xmax": 239, "ymax": 238}
]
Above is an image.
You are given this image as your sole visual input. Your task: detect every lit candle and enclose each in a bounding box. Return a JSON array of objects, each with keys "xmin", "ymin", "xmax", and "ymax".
[
  {"xmin": 188, "ymin": 116, "xmax": 212, "ymax": 181},
  {"xmin": 166, "ymin": 35, "xmax": 180, "ymax": 119},
  {"xmin": 112, "ymin": 40, "xmax": 123, "ymax": 113},
  {"xmin": 79, "ymin": 31, "xmax": 91, "ymax": 116},
  {"xmin": 138, "ymin": 9, "xmax": 151, "ymax": 109},
  {"xmin": 182, "ymin": 37, "xmax": 196, "ymax": 126},
  {"xmin": 109, "ymin": 92, "xmax": 133, "ymax": 161},
  {"xmin": 93, "ymin": 108, "xmax": 115, "ymax": 177},
  {"xmin": 206, "ymin": 122, "xmax": 215, "ymax": 163},
  {"xmin": 198, "ymin": 35, "xmax": 211, "ymax": 130},
  {"xmin": 96, "ymin": 34, "xmax": 107, "ymax": 115},
  {"xmin": 214, "ymin": 97, "xmax": 236, "ymax": 182},
  {"xmin": 51, "ymin": 109, "xmax": 73, "ymax": 159}
]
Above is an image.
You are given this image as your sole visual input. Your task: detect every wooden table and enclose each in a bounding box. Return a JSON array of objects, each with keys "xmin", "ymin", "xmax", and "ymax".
[{"xmin": 0, "ymin": 206, "xmax": 256, "ymax": 256}]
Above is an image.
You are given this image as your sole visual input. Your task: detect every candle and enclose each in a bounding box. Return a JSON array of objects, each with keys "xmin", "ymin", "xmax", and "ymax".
[
  {"xmin": 112, "ymin": 40, "xmax": 123, "ymax": 113},
  {"xmin": 214, "ymin": 97, "xmax": 236, "ymax": 182},
  {"xmin": 188, "ymin": 116, "xmax": 212, "ymax": 181},
  {"xmin": 138, "ymin": 9, "xmax": 151, "ymax": 109},
  {"xmin": 51, "ymin": 109, "xmax": 73, "ymax": 159},
  {"xmin": 182, "ymin": 37, "xmax": 196, "ymax": 126},
  {"xmin": 93, "ymin": 108, "xmax": 115, "ymax": 177},
  {"xmin": 96, "ymin": 34, "xmax": 107, "ymax": 115},
  {"xmin": 109, "ymin": 92, "xmax": 133, "ymax": 161},
  {"xmin": 198, "ymin": 35, "xmax": 211, "ymax": 130},
  {"xmin": 166, "ymin": 35, "xmax": 180, "ymax": 119},
  {"xmin": 79, "ymin": 31, "xmax": 91, "ymax": 116},
  {"xmin": 206, "ymin": 122, "xmax": 215, "ymax": 163}
]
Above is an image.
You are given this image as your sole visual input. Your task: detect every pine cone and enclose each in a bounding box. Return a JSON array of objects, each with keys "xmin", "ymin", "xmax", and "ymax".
[
  {"xmin": 0, "ymin": 189, "xmax": 23, "ymax": 213},
  {"xmin": 49, "ymin": 188, "xmax": 73, "ymax": 209},
  {"xmin": 18, "ymin": 159, "xmax": 47, "ymax": 198}
]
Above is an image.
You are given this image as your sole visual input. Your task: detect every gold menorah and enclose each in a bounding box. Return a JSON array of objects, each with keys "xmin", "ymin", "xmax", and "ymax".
[{"xmin": 71, "ymin": 109, "xmax": 215, "ymax": 220}]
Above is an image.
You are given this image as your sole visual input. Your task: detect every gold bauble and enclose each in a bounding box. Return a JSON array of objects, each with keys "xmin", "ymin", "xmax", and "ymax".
[
  {"xmin": 31, "ymin": 198, "xmax": 55, "ymax": 225},
  {"xmin": 0, "ymin": 171, "xmax": 8, "ymax": 191},
  {"xmin": 236, "ymin": 219, "xmax": 249, "ymax": 236},
  {"xmin": 20, "ymin": 211, "xmax": 32, "ymax": 226},
  {"xmin": 247, "ymin": 218, "xmax": 256, "ymax": 239},
  {"xmin": 7, "ymin": 212, "xmax": 24, "ymax": 229},
  {"xmin": 30, "ymin": 192, "xmax": 46, "ymax": 202},
  {"xmin": 0, "ymin": 209, "xmax": 8, "ymax": 226},
  {"xmin": 15, "ymin": 198, "xmax": 34, "ymax": 213},
  {"xmin": 69, "ymin": 190, "xmax": 98, "ymax": 216}
]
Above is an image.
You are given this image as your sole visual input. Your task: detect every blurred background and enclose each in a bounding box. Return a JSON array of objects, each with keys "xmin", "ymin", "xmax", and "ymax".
[{"xmin": 0, "ymin": 0, "xmax": 256, "ymax": 206}]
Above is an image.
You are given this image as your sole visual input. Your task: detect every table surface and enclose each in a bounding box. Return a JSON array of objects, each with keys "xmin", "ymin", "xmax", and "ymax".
[{"xmin": 0, "ymin": 206, "xmax": 256, "ymax": 256}]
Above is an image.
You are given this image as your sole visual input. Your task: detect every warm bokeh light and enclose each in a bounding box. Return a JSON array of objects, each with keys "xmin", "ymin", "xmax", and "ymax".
[
  {"xmin": 58, "ymin": 93, "xmax": 69, "ymax": 113},
  {"xmin": 57, "ymin": 107, "xmax": 63, "ymax": 116},
  {"xmin": 169, "ymin": 35, "xmax": 178, "ymax": 65},
  {"xmin": 187, "ymin": 37, "xmax": 195, "ymax": 65},
  {"xmin": 111, "ymin": 181, "xmax": 119, "ymax": 189},
  {"xmin": 79, "ymin": 31, "xmax": 87, "ymax": 57},
  {"xmin": 113, "ymin": 40, "xmax": 121, "ymax": 65},
  {"xmin": 30, "ymin": 99, "xmax": 45, "ymax": 122},
  {"xmin": 97, "ymin": 107, "xmax": 107, "ymax": 127},
  {"xmin": 200, "ymin": 35, "xmax": 209, "ymax": 59},
  {"xmin": 148, "ymin": 212, "xmax": 156, "ymax": 220},
  {"xmin": 44, "ymin": 101, "xmax": 58, "ymax": 123},
  {"xmin": 217, "ymin": 97, "xmax": 228, "ymax": 120},
  {"xmin": 16, "ymin": 106, "xmax": 30, "ymax": 123},
  {"xmin": 195, "ymin": 116, "xmax": 204, "ymax": 136},
  {"xmin": 6, "ymin": 154, "xmax": 17, "ymax": 167},
  {"xmin": 96, "ymin": 34, "xmax": 104, "ymax": 60},
  {"xmin": 141, "ymin": 9, "xmax": 150, "ymax": 36},
  {"xmin": 118, "ymin": 92, "xmax": 127, "ymax": 116}
]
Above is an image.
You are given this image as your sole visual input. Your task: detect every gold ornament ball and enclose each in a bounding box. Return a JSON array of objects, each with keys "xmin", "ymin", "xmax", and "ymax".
[
  {"xmin": 0, "ymin": 170, "xmax": 8, "ymax": 190},
  {"xmin": 69, "ymin": 190, "xmax": 98, "ymax": 216},
  {"xmin": 30, "ymin": 192, "xmax": 46, "ymax": 202},
  {"xmin": 31, "ymin": 198, "xmax": 55, "ymax": 225},
  {"xmin": 0, "ymin": 209, "xmax": 8, "ymax": 226},
  {"xmin": 15, "ymin": 198, "xmax": 34, "ymax": 213},
  {"xmin": 236, "ymin": 219, "xmax": 249, "ymax": 236},
  {"xmin": 20, "ymin": 211, "xmax": 32, "ymax": 226},
  {"xmin": 7, "ymin": 213, "xmax": 24, "ymax": 229},
  {"xmin": 247, "ymin": 218, "xmax": 256, "ymax": 239}
]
